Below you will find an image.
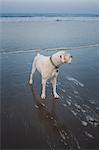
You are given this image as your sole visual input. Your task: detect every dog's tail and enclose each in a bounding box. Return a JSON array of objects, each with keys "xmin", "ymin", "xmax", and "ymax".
[
  {"xmin": 29, "ymin": 56, "xmax": 37, "ymax": 84},
  {"xmin": 31, "ymin": 54, "xmax": 38, "ymax": 74},
  {"xmin": 29, "ymin": 53, "xmax": 40, "ymax": 84}
]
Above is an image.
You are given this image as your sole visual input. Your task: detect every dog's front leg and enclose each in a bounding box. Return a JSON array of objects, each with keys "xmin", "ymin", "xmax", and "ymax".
[
  {"xmin": 51, "ymin": 77, "xmax": 59, "ymax": 98},
  {"xmin": 41, "ymin": 78, "xmax": 47, "ymax": 99}
]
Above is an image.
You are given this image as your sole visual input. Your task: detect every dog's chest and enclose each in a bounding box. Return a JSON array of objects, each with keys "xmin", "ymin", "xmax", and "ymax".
[
  {"xmin": 50, "ymin": 69, "xmax": 58, "ymax": 78},
  {"xmin": 41, "ymin": 68, "xmax": 58, "ymax": 79}
]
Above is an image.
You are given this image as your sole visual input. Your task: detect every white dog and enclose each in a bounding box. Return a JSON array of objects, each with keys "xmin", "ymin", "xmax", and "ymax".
[{"xmin": 29, "ymin": 51, "xmax": 72, "ymax": 99}]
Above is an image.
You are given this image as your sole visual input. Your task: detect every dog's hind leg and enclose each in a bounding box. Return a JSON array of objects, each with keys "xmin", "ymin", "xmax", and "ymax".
[{"xmin": 29, "ymin": 58, "xmax": 37, "ymax": 85}]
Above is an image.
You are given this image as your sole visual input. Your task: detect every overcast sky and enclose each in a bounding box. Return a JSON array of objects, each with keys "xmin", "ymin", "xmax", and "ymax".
[{"xmin": 0, "ymin": 0, "xmax": 99, "ymax": 14}]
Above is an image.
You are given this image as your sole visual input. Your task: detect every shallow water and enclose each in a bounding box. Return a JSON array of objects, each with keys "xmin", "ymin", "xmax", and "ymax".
[{"xmin": 1, "ymin": 18, "xmax": 99, "ymax": 149}]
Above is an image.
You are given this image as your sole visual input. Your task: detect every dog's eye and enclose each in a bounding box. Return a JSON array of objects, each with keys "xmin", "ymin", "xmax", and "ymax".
[{"xmin": 60, "ymin": 55, "xmax": 62, "ymax": 58}]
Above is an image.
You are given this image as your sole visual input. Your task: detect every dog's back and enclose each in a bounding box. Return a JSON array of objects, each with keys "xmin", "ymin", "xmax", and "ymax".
[{"xmin": 35, "ymin": 53, "xmax": 50, "ymax": 73}]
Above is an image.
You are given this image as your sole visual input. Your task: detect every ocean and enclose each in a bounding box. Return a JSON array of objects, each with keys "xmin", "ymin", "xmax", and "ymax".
[
  {"xmin": 1, "ymin": 13, "xmax": 99, "ymax": 149},
  {"xmin": 0, "ymin": 13, "xmax": 99, "ymax": 53}
]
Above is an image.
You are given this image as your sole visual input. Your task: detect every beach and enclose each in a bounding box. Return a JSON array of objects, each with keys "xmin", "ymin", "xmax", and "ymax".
[{"xmin": 1, "ymin": 15, "xmax": 99, "ymax": 149}]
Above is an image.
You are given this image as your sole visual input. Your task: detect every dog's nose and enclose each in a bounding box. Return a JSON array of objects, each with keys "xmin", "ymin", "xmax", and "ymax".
[{"xmin": 71, "ymin": 56, "xmax": 73, "ymax": 58}]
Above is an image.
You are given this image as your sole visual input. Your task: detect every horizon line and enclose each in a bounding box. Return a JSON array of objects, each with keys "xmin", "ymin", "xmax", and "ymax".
[{"xmin": 0, "ymin": 12, "xmax": 99, "ymax": 16}]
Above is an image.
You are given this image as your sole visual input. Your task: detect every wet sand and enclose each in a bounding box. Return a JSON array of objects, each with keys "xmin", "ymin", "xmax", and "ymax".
[{"xmin": 1, "ymin": 48, "xmax": 99, "ymax": 149}]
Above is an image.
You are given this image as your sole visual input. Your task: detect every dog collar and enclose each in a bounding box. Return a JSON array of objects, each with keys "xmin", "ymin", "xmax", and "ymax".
[{"xmin": 50, "ymin": 56, "xmax": 59, "ymax": 69}]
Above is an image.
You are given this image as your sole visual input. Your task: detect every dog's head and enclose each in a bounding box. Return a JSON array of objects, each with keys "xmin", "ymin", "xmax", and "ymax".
[{"xmin": 59, "ymin": 51, "xmax": 73, "ymax": 64}]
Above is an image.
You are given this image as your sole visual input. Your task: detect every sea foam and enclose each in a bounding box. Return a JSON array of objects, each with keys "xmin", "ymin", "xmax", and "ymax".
[{"xmin": 66, "ymin": 76, "xmax": 84, "ymax": 87}]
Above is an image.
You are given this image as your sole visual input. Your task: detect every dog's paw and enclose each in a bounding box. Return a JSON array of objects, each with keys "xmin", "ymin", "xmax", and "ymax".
[
  {"xmin": 41, "ymin": 94, "xmax": 46, "ymax": 99},
  {"xmin": 54, "ymin": 93, "xmax": 60, "ymax": 99},
  {"xmin": 29, "ymin": 79, "xmax": 32, "ymax": 85}
]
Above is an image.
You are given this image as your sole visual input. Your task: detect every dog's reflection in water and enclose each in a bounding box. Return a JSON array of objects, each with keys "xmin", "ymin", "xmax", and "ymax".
[{"xmin": 30, "ymin": 84, "xmax": 80, "ymax": 149}]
